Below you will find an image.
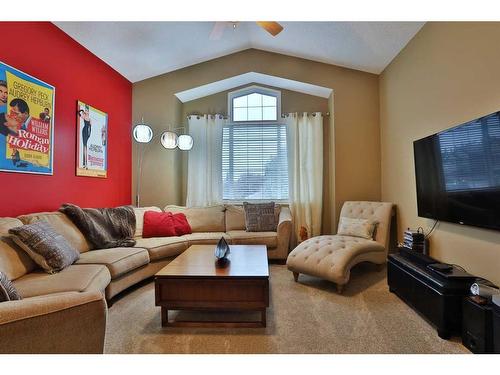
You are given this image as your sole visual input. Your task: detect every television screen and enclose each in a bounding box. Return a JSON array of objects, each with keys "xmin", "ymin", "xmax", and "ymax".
[{"xmin": 414, "ymin": 111, "xmax": 500, "ymax": 231}]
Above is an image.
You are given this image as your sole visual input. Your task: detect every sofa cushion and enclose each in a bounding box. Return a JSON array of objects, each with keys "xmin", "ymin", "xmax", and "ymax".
[
  {"xmin": 226, "ymin": 230, "xmax": 277, "ymax": 248},
  {"xmin": 9, "ymin": 220, "xmax": 80, "ymax": 273},
  {"xmin": 17, "ymin": 212, "xmax": 91, "ymax": 253},
  {"xmin": 181, "ymin": 232, "xmax": 230, "ymax": 245},
  {"xmin": 337, "ymin": 217, "xmax": 376, "ymax": 240},
  {"xmin": 76, "ymin": 248, "xmax": 150, "ymax": 279},
  {"xmin": 226, "ymin": 204, "xmax": 281, "ymax": 232},
  {"xmin": 164, "ymin": 205, "xmax": 225, "ymax": 232},
  {"xmin": 142, "ymin": 211, "xmax": 176, "ymax": 238},
  {"xmin": 0, "ymin": 270, "xmax": 22, "ymax": 301},
  {"xmin": 243, "ymin": 202, "xmax": 277, "ymax": 232},
  {"xmin": 0, "ymin": 218, "xmax": 36, "ymax": 280},
  {"xmin": 133, "ymin": 206, "xmax": 162, "ymax": 238},
  {"xmin": 9, "ymin": 221, "xmax": 81, "ymax": 274},
  {"xmin": 172, "ymin": 213, "xmax": 192, "ymax": 235},
  {"xmin": 13, "ymin": 264, "xmax": 111, "ymax": 298},
  {"xmin": 225, "ymin": 205, "xmax": 247, "ymax": 231},
  {"xmin": 134, "ymin": 237, "xmax": 188, "ymax": 261},
  {"xmin": 338, "ymin": 201, "xmax": 393, "ymax": 250}
]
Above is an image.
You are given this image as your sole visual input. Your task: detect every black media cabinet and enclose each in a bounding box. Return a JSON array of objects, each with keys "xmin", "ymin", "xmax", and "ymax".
[{"xmin": 387, "ymin": 248, "xmax": 476, "ymax": 339}]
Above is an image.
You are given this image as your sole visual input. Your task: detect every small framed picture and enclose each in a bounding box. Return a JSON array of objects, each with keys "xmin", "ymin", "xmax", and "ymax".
[{"xmin": 76, "ymin": 100, "xmax": 107, "ymax": 178}]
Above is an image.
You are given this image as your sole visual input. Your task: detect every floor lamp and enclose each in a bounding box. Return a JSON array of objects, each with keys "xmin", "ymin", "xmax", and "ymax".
[
  {"xmin": 132, "ymin": 121, "xmax": 153, "ymax": 207},
  {"xmin": 132, "ymin": 121, "xmax": 194, "ymax": 207}
]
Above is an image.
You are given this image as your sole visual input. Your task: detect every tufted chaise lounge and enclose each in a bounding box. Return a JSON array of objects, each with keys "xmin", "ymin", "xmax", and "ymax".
[{"xmin": 286, "ymin": 201, "xmax": 393, "ymax": 293}]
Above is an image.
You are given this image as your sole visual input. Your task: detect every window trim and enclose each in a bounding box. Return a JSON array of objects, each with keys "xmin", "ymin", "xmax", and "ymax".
[{"xmin": 227, "ymin": 85, "xmax": 282, "ymax": 124}]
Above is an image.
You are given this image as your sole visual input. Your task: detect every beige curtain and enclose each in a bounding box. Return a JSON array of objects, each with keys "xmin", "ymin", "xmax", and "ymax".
[
  {"xmin": 186, "ymin": 114, "xmax": 225, "ymax": 207},
  {"xmin": 286, "ymin": 112, "xmax": 324, "ymax": 244}
]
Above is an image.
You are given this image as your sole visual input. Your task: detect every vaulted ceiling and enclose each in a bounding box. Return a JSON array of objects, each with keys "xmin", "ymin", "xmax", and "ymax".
[{"xmin": 54, "ymin": 21, "xmax": 425, "ymax": 82}]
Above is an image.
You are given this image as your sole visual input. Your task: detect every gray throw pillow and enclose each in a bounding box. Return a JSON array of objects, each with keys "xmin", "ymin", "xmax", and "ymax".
[
  {"xmin": 243, "ymin": 202, "xmax": 277, "ymax": 232},
  {"xmin": 9, "ymin": 221, "xmax": 80, "ymax": 274},
  {"xmin": 0, "ymin": 271, "xmax": 22, "ymax": 302}
]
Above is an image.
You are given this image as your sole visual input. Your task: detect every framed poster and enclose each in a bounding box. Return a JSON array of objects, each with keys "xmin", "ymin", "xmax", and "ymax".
[
  {"xmin": 0, "ymin": 60, "xmax": 55, "ymax": 175},
  {"xmin": 76, "ymin": 101, "xmax": 108, "ymax": 178}
]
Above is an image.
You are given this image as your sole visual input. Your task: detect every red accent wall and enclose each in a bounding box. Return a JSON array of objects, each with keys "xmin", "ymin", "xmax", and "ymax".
[{"xmin": 0, "ymin": 22, "xmax": 132, "ymax": 217}]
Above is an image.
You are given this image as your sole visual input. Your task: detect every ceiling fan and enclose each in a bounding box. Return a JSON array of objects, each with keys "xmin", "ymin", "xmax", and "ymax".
[{"xmin": 209, "ymin": 21, "xmax": 284, "ymax": 40}]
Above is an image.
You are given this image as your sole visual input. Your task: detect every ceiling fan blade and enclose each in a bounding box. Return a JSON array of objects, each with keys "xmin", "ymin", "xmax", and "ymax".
[
  {"xmin": 256, "ymin": 21, "xmax": 283, "ymax": 36},
  {"xmin": 209, "ymin": 22, "xmax": 226, "ymax": 40}
]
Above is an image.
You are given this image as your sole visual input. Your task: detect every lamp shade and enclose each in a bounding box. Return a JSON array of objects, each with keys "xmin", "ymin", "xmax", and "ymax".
[
  {"xmin": 178, "ymin": 134, "xmax": 194, "ymax": 150},
  {"xmin": 133, "ymin": 124, "xmax": 153, "ymax": 143},
  {"xmin": 160, "ymin": 131, "xmax": 178, "ymax": 149}
]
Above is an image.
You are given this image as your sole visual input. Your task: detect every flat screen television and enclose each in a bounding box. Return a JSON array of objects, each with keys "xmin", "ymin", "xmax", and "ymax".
[{"xmin": 413, "ymin": 111, "xmax": 500, "ymax": 231}]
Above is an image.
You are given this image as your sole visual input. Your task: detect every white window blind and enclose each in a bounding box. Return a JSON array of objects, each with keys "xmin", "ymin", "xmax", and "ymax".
[
  {"xmin": 222, "ymin": 123, "xmax": 289, "ymax": 201},
  {"xmin": 439, "ymin": 112, "xmax": 500, "ymax": 191}
]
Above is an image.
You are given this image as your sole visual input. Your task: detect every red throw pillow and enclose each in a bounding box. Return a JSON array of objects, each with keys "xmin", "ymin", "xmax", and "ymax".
[
  {"xmin": 170, "ymin": 212, "xmax": 192, "ymax": 235},
  {"xmin": 142, "ymin": 211, "xmax": 177, "ymax": 238}
]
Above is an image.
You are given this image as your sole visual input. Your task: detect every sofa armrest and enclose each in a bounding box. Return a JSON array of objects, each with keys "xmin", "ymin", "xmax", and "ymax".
[
  {"xmin": 273, "ymin": 206, "xmax": 292, "ymax": 260},
  {"xmin": 0, "ymin": 291, "xmax": 107, "ymax": 354}
]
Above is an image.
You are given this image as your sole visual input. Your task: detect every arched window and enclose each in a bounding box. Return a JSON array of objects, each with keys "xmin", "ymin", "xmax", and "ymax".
[
  {"xmin": 223, "ymin": 86, "xmax": 288, "ymax": 201},
  {"xmin": 228, "ymin": 86, "xmax": 281, "ymax": 122}
]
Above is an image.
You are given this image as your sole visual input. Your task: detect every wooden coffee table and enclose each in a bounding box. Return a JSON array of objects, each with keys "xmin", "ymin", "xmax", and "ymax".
[{"xmin": 155, "ymin": 244, "xmax": 269, "ymax": 327}]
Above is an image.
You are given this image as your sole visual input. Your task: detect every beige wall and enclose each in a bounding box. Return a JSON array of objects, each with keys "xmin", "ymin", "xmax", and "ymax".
[
  {"xmin": 133, "ymin": 48, "xmax": 381, "ymax": 234},
  {"xmin": 132, "ymin": 83, "xmax": 183, "ymax": 207},
  {"xmin": 380, "ymin": 22, "xmax": 500, "ymax": 285},
  {"xmin": 181, "ymin": 86, "xmax": 331, "ymax": 232}
]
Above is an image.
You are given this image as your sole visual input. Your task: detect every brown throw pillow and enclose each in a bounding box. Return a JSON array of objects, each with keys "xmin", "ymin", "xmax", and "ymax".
[
  {"xmin": 9, "ymin": 221, "xmax": 80, "ymax": 274},
  {"xmin": 243, "ymin": 202, "xmax": 278, "ymax": 232},
  {"xmin": 0, "ymin": 271, "xmax": 22, "ymax": 302}
]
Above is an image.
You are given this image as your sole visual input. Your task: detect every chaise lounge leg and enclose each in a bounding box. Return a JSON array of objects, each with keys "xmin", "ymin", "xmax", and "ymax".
[
  {"xmin": 336, "ymin": 284, "xmax": 344, "ymax": 294},
  {"xmin": 293, "ymin": 272, "xmax": 299, "ymax": 282}
]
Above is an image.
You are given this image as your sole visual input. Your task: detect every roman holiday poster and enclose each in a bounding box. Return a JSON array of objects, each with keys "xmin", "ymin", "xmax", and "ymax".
[
  {"xmin": 0, "ymin": 60, "xmax": 55, "ymax": 175},
  {"xmin": 76, "ymin": 100, "xmax": 107, "ymax": 178}
]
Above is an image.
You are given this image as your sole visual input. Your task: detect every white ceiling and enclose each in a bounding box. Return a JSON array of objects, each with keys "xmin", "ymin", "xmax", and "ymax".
[
  {"xmin": 175, "ymin": 72, "xmax": 333, "ymax": 102},
  {"xmin": 54, "ymin": 21, "xmax": 425, "ymax": 82}
]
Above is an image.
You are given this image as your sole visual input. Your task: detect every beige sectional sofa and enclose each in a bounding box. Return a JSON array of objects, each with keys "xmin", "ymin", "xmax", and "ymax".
[{"xmin": 0, "ymin": 204, "xmax": 291, "ymax": 353}]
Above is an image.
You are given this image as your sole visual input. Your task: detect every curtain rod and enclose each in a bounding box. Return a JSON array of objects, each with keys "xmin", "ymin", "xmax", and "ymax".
[
  {"xmin": 281, "ymin": 112, "xmax": 330, "ymax": 118},
  {"xmin": 187, "ymin": 114, "xmax": 227, "ymax": 120},
  {"xmin": 186, "ymin": 112, "xmax": 330, "ymax": 120}
]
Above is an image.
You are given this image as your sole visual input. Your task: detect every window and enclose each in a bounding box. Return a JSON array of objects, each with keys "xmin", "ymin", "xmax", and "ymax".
[
  {"xmin": 223, "ymin": 86, "xmax": 288, "ymax": 201},
  {"xmin": 229, "ymin": 86, "xmax": 280, "ymax": 122}
]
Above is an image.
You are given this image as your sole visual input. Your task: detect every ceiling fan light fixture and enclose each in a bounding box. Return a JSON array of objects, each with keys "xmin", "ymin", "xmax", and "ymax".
[
  {"xmin": 209, "ymin": 21, "xmax": 284, "ymax": 40},
  {"xmin": 256, "ymin": 21, "xmax": 284, "ymax": 36}
]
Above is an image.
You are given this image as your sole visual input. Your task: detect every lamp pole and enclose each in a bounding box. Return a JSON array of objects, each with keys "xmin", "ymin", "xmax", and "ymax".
[
  {"xmin": 132, "ymin": 119, "xmax": 154, "ymax": 207},
  {"xmin": 136, "ymin": 142, "xmax": 145, "ymax": 207}
]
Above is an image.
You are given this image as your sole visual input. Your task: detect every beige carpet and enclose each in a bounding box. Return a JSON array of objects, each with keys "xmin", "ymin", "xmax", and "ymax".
[{"xmin": 105, "ymin": 264, "xmax": 468, "ymax": 354}]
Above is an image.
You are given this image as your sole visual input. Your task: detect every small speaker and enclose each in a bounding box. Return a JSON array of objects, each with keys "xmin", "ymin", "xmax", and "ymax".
[
  {"xmin": 462, "ymin": 297, "xmax": 494, "ymax": 353},
  {"xmin": 493, "ymin": 295, "xmax": 500, "ymax": 354}
]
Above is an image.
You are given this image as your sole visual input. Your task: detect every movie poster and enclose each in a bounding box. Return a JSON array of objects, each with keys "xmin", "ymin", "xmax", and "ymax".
[
  {"xmin": 0, "ymin": 61, "xmax": 55, "ymax": 175},
  {"xmin": 76, "ymin": 101, "xmax": 107, "ymax": 178}
]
